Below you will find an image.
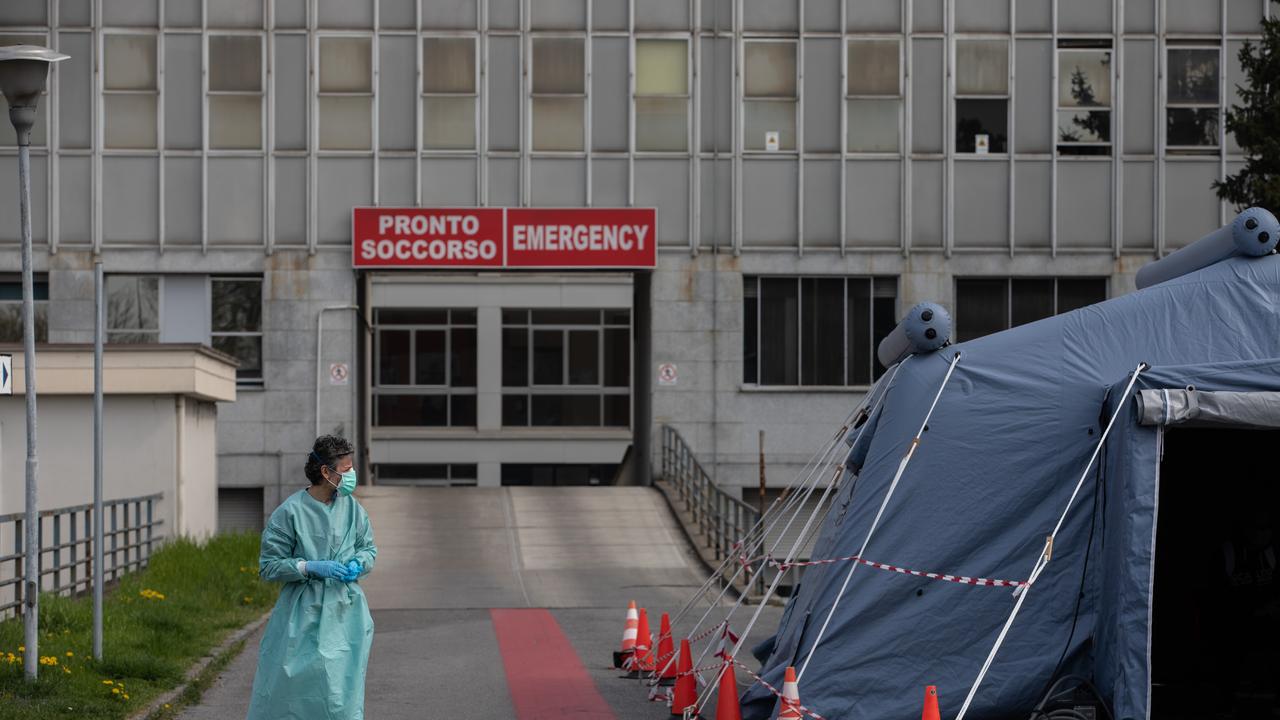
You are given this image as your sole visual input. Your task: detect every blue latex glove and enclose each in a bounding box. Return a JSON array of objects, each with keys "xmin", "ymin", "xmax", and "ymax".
[
  {"xmin": 306, "ymin": 560, "xmax": 349, "ymax": 581},
  {"xmin": 342, "ymin": 560, "xmax": 362, "ymax": 582}
]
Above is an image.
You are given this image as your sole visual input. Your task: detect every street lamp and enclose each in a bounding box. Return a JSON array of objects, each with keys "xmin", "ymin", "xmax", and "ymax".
[{"xmin": 0, "ymin": 44, "xmax": 68, "ymax": 683}]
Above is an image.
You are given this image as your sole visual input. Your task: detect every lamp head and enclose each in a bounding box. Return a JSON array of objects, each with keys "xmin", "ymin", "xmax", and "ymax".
[{"xmin": 0, "ymin": 45, "xmax": 69, "ymax": 145}]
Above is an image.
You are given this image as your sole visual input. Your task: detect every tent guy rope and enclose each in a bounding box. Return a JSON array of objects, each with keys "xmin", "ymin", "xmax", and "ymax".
[
  {"xmin": 655, "ymin": 360, "xmax": 907, "ymax": 685},
  {"xmin": 952, "ymin": 362, "xmax": 1149, "ymax": 720},
  {"xmin": 685, "ymin": 359, "xmax": 912, "ymax": 712},
  {"xmin": 795, "ymin": 351, "xmax": 963, "ymax": 681}
]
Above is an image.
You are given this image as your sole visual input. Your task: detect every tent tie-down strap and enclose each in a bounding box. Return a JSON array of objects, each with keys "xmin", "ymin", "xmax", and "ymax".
[
  {"xmin": 770, "ymin": 554, "xmax": 1028, "ymax": 588},
  {"xmin": 953, "ymin": 362, "xmax": 1149, "ymax": 720}
]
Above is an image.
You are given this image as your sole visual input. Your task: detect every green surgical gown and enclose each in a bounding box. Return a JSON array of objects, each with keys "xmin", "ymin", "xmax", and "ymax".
[{"xmin": 247, "ymin": 488, "xmax": 377, "ymax": 720}]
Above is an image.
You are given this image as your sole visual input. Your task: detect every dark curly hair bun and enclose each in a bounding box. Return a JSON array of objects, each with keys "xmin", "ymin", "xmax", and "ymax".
[{"xmin": 305, "ymin": 434, "xmax": 354, "ymax": 485}]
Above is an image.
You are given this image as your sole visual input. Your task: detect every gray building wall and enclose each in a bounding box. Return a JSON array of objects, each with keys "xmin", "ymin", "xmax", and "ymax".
[{"xmin": 0, "ymin": 0, "xmax": 1273, "ymax": 504}]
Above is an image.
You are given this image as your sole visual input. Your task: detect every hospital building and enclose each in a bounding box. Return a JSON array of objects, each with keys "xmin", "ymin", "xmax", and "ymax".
[{"xmin": 0, "ymin": 0, "xmax": 1272, "ymax": 530}]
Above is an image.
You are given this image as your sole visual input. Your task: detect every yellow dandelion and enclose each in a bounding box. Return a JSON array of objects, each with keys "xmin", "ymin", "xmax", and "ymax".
[
  {"xmin": 112, "ymin": 687, "xmax": 120, "ymax": 695},
  {"xmin": 65, "ymin": 651, "xmax": 73, "ymax": 657},
  {"xmin": 17, "ymin": 646, "xmax": 23, "ymax": 652},
  {"xmin": 62, "ymin": 667, "xmax": 71, "ymax": 675},
  {"xmin": 122, "ymin": 694, "xmax": 130, "ymax": 700},
  {"xmin": 103, "ymin": 680, "xmax": 114, "ymax": 685}
]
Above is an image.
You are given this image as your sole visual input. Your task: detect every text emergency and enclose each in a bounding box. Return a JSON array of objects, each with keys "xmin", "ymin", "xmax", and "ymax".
[{"xmin": 352, "ymin": 207, "xmax": 656, "ymax": 269}]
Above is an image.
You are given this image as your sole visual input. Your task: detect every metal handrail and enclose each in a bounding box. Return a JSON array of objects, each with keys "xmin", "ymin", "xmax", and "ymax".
[
  {"xmin": 659, "ymin": 425, "xmax": 764, "ymax": 593},
  {"xmin": 0, "ymin": 493, "xmax": 164, "ymax": 618}
]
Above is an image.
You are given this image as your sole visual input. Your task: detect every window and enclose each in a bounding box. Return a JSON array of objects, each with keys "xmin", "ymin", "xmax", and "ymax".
[
  {"xmin": 1057, "ymin": 44, "xmax": 1112, "ymax": 155},
  {"xmin": 501, "ymin": 463, "xmax": 619, "ymax": 486},
  {"xmin": 1166, "ymin": 47, "xmax": 1220, "ymax": 150},
  {"xmin": 422, "ymin": 37, "xmax": 477, "ymax": 150},
  {"xmin": 531, "ymin": 37, "xmax": 586, "ymax": 151},
  {"xmin": 846, "ymin": 39, "xmax": 901, "ymax": 152},
  {"xmin": 955, "ymin": 278, "xmax": 1107, "ymax": 342},
  {"xmin": 744, "ymin": 40, "xmax": 797, "ymax": 151},
  {"xmin": 211, "ymin": 277, "xmax": 263, "ymax": 384},
  {"xmin": 0, "ymin": 34, "xmax": 48, "ymax": 147},
  {"xmin": 743, "ymin": 276, "xmax": 898, "ymax": 387},
  {"xmin": 104, "ymin": 33, "xmax": 158, "ymax": 149},
  {"xmin": 208, "ymin": 35, "xmax": 264, "ymax": 150},
  {"xmin": 106, "ymin": 275, "xmax": 265, "ymax": 378},
  {"xmin": 0, "ymin": 277, "xmax": 48, "ymax": 343},
  {"xmin": 106, "ymin": 275, "xmax": 160, "ymax": 343},
  {"xmin": 373, "ymin": 308, "xmax": 477, "ymax": 427},
  {"xmin": 501, "ymin": 309, "xmax": 630, "ymax": 427},
  {"xmin": 635, "ymin": 38, "xmax": 689, "ymax": 152},
  {"xmin": 374, "ymin": 463, "xmax": 478, "ymax": 487},
  {"xmin": 318, "ymin": 36, "xmax": 373, "ymax": 150},
  {"xmin": 955, "ymin": 39, "xmax": 1008, "ymax": 153}
]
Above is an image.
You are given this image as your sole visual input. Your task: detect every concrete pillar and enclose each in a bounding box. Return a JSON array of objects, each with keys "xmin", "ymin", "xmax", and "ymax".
[
  {"xmin": 476, "ymin": 306, "xmax": 502, "ymax": 432},
  {"xmin": 633, "ymin": 271, "xmax": 652, "ymax": 486},
  {"xmin": 477, "ymin": 461, "xmax": 501, "ymax": 487}
]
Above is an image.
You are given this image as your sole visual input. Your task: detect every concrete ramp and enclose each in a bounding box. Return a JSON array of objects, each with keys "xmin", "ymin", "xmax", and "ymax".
[
  {"xmin": 358, "ymin": 486, "xmax": 705, "ymax": 611},
  {"xmin": 179, "ymin": 485, "xmax": 782, "ymax": 720}
]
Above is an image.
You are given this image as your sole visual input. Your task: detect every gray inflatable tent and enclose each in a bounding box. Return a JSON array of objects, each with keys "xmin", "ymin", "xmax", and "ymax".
[{"xmin": 742, "ymin": 250, "xmax": 1280, "ymax": 719}]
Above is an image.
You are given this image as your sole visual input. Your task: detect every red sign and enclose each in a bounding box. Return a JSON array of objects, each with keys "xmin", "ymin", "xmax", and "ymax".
[
  {"xmin": 352, "ymin": 207, "xmax": 657, "ymax": 269},
  {"xmin": 352, "ymin": 208, "xmax": 504, "ymax": 268}
]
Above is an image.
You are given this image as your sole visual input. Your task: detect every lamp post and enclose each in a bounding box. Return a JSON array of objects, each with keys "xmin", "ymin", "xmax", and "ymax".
[{"xmin": 0, "ymin": 44, "xmax": 68, "ymax": 683}]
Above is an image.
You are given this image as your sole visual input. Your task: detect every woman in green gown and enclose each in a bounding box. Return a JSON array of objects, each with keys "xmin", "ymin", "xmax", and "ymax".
[{"xmin": 247, "ymin": 435, "xmax": 377, "ymax": 720}]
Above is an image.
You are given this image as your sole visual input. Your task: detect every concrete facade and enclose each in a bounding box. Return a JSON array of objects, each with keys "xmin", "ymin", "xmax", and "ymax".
[{"xmin": 0, "ymin": 1, "xmax": 1273, "ymax": 521}]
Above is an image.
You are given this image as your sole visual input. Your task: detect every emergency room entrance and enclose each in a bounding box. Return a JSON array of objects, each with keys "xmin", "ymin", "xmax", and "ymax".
[
  {"xmin": 1151, "ymin": 427, "xmax": 1279, "ymax": 718},
  {"xmin": 355, "ymin": 207, "xmax": 657, "ymax": 489}
]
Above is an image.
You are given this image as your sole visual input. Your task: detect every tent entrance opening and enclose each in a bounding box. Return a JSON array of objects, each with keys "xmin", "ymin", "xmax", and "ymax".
[{"xmin": 1151, "ymin": 428, "xmax": 1279, "ymax": 718}]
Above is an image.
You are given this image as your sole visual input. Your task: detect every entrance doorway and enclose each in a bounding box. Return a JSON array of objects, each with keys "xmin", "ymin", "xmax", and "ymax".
[
  {"xmin": 1151, "ymin": 428, "xmax": 1278, "ymax": 718},
  {"xmin": 501, "ymin": 463, "xmax": 620, "ymax": 486}
]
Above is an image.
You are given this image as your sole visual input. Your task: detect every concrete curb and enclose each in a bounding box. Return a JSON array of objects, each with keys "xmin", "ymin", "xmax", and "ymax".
[{"xmin": 127, "ymin": 611, "xmax": 271, "ymax": 720}]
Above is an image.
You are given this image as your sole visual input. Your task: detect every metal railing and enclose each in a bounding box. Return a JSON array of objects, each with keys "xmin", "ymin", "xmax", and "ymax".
[
  {"xmin": 660, "ymin": 425, "xmax": 763, "ymax": 592},
  {"xmin": 0, "ymin": 494, "xmax": 164, "ymax": 619}
]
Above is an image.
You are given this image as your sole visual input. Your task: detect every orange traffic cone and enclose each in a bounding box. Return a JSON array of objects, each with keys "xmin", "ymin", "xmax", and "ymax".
[
  {"xmin": 614, "ymin": 601, "xmax": 639, "ymax": 668},
  {"xmin": 715, "ymin": 657, "xmax": 742, "ymax": 720},
  {"xmin": 630, "ymin": 608, "xmax": 654, "ymax": 674},
  {"xmin": 671, "ymin": 638, "xmax": 697, "ymax": 717},
  {"xmin": 779, "ymin": 666, "xmax": 802, "ymax": 719},
  {"xmin": 921, "ymin": 685, "xmax": 941, "ymax": 720},
  {"xmin": 657, "ymin": 613, "xmax": 678, "ymax": 685}
]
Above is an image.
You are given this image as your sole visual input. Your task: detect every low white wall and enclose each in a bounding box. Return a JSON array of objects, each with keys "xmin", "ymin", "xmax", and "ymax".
[
  {"xmin": 0, "ymin": 394, "xmax": 220, "ymax": 539},
  {"xmin": 0, "ymin": 345, "xmax": 235, "ymax": 616}
]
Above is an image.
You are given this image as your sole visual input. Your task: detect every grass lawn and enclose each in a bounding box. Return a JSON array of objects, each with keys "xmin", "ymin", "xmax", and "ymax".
[{"xmin": 0, "ymin": 532, "xmax": 279, "ymax": 719}]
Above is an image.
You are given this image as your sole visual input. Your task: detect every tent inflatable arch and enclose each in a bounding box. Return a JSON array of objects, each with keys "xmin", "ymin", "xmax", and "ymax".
[{"xmin": 741, "ymin": 207, "xmax": 1280, "ymax": 720}]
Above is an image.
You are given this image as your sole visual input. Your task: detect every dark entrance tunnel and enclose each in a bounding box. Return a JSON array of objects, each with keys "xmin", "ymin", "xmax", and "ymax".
[{"xmin": 1151, "ymin": 428, "xmax": 1279, "ymax": 718}]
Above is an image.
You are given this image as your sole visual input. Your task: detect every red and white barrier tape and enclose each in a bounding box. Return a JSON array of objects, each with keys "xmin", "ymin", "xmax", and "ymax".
[
  {"xmin": 647, "ymin": 621, "xmax": 731, "ymax": 678},
  {"xmin": 730, "ymin": 660, "xmax": 827, "ymax": 720},
  {"xmin": 680, "ymin": 660, "xmax": 727, "ymax": 681},
  {"xmin": 771, "ymin": 555, "xmax": 1027, "ymax": 589}
]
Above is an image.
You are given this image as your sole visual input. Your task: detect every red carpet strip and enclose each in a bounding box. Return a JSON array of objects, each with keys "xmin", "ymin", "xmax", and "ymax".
[{"xmin": 491, "ymin": 608, "xmax": 617, "ymax": 719}]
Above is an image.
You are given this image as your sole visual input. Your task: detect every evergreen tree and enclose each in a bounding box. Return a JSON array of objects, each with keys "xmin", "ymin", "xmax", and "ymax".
[{"xmin": 1215, "ymin": 17, "xmax": 1280, "ymax": 212}]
